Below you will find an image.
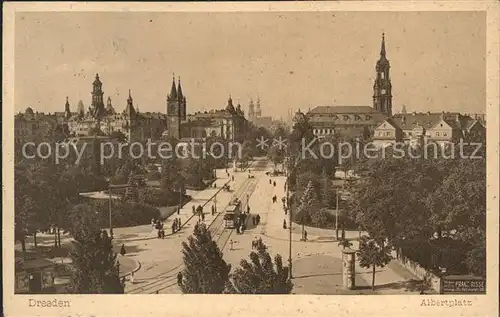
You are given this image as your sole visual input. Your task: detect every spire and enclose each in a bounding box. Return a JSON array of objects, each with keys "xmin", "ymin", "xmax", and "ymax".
[
  {"xmin": 65, "ymin": 96, "xmax": 71, "ymax": 118},
  {"xmin": 169, "ymin": 75, "xmax": 177, "ymax": 100},
  {"xmin": 177, "ymin": 76, "xmax": 183, "ymax": 100},
  {"xmin": 125, "ymin": 89, "xmax": 136, "ymax": 116},
  {"xmin": 380, "ymin": 33, "xmax": 386, "ymax": 58}
]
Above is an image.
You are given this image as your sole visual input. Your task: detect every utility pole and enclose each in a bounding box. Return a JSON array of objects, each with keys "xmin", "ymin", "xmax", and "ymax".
[
  {"xmin": 335, "ymin": 187, "xmax": 340, "ymax": 240},
  {"xmin": 285, "ymin": 149, "xmax": 293, "ymax": 279}
]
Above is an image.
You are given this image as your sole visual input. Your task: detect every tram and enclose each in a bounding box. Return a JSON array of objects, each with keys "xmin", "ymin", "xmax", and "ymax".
[{"xmin": 223, "ymin": 198, "xmax": 242, "ymax": 229}]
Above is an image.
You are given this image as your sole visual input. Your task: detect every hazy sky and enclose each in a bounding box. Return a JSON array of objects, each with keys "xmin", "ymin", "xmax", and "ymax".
[{"xmin": 15, "ymin": 11, "xmax": 486, "ymax": 118}]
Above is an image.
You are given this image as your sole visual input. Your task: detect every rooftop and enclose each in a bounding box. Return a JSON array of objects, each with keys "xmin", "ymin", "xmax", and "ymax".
[{"xmin": 308, "ymin": 106, "xmax": 382, "ymax": 115}]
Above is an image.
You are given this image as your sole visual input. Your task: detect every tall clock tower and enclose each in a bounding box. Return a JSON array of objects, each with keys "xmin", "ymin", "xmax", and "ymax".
[
  {"xmin": 167, "ymin": 76, "xmax": 181, "ymax": 139},
  {"xmin": 373, "ymin": 33, "xmax": 392, "ymax": 117}
]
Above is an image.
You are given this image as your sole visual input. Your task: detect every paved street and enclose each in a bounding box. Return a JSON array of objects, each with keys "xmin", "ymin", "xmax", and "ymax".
[{"xmin": 219, "ymin": 162, "xmax": 423, "ymax": 294}]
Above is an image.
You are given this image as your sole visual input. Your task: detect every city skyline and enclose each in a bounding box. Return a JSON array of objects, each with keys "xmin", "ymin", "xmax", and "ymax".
[{"xmin": 15, "ymin": 11, "xmax": 486, "ymax": 117}]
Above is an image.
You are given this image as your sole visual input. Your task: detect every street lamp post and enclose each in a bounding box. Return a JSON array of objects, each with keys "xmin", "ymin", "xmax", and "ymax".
[
  {"xmin": 107, "ymin": 183, "xmax": 128, "ymax": 240},
  {"xmin": 335, "ymin": 188, "xmax": 339, "ymax": 240}
]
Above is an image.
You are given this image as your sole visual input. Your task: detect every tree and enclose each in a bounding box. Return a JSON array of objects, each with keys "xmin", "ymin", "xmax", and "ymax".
[
  {"xmin": 124, "ymin": 171, "xmax": 139, "ymax": 203},
  {"xmin": 67, "ymin": 208, "xmax": 123, "ymax": 294},
  {"xmin": 296, "ymin": 180, "xmax": 317, "ymax": 223},
  {"xmin": 267, "ymin": 145, "xmax": 284, "ymax": 171},
  {"xmin": 180, "ymin": 223, "xmax": 231, "ymax": 293},
  {"xmin": 229, "ymin": 242, "xmax": 293, "ymax": 294},
  {"xmin": 357, "ymin": 235, "xmax": 393, "ymax": 290}
]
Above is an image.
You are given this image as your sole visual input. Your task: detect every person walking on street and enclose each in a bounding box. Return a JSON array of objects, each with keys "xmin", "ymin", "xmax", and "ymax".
[
  {"xmin": 273, "ymin": 181, "xmax": 276, "ymax": 187},
  {"xmin": 177, "ymin": 272, "xmax": 183, "ymax": 286},
  {"xmin": 201, "ymin": 212, "xmax": 205, "ymax": 222},
  {"xmin": 304, "ymin": 230, "xmax": 308, "ymax": 241},
  {"xmin": 177, "ymin": 206, "xmax": 180, "ymax": 215},
  {"xmin": 211, "ymin": 205, "xmax": 215, "ymax": 215},
  {"xmin": 192, "ymin": 205, "xmax": 196, "ymax": 214},
  {"xmin": 269, "ymin": 179, "xmax": 272, "ymax": 184},
  {"xmin": 283, "ymin": 219, "xmax": 287, "ymax": 229},
  {"xmin": 230, "ymin": 239, "xmax": 234, "ymax": 250},
  {"xmin": 232, "ymin": 175, "xmax": 235, "ymax": 181}
]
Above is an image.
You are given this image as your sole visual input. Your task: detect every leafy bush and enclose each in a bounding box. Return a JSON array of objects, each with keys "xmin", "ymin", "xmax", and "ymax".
[{"xmin": 91, "ymin": 200, "xmax": 160, "ymax": 228}]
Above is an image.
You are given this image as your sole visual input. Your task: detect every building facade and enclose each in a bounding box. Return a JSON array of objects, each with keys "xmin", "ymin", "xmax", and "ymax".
[
  {"xmin": 184, "ymin": 97, "xmax": 248, "ymax": 141},
  {"xmin": 373, "ymin": 112, "xmax": 485, "ymax": 147}
]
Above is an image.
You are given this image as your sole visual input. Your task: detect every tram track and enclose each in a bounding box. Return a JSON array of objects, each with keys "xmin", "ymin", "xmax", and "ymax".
[{"xmin": 127, "ymin": 161, "xmax": 265, "ymax": 294}]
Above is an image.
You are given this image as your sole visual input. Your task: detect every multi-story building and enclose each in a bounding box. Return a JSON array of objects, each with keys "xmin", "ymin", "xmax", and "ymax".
[
  {"xmin": 373, "ymin": 112, "xmax": 485, "ymax": 147},
  {"xmin": 14, "ymin": 107, "xmax": 60, "ymax": 144},
  {"xmin": 306, "ymin": 33, "xmax": 485, "ymax": 146},
  {"xmin": 165, "ymin": 75, "xmax": 248, "ymax": 142},
  {"xmin": 307, "ymin": 33, "xmax": 392, "ymax": 140}
]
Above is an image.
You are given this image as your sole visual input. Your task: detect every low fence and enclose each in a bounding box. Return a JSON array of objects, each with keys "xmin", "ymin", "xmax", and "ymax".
[{"xmin": 396, "ymin": 250, "xmax": 442, "ymax": 293}]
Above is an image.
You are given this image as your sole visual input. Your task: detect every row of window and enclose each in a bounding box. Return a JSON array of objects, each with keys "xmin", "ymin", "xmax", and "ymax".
[
  {"xmin": 376, "ymin": 131, "xmax": 449, "ymax": 138},
  {"xmin": 311, "ymin": 114, "xmax": 373, "ymax": 121},
  {"xmin": 313, "ymin": 128, "xmax": 334, "ymax": 135}
]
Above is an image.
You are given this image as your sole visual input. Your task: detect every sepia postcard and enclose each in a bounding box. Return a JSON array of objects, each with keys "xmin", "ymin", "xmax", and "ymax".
[{"xmin": 2, "ymin": 1, "xmax": 499, "ymax": 317}]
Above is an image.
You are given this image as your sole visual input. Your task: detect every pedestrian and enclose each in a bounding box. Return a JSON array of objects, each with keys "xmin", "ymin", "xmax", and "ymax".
[
  {"xmin": 304, "ymin": 230, "xmax": 308, "ymax": 241},
  {"xmin": 120, "ymin": 244, "xmax": 126, "ymax": 256},
  {"xmin": 256, "ymin": 214, "xmax": 261, "ymax": 225},
  {"xmin": 192, "ymin": 205, "xmax": 196, "ymax": 214},
  {"xmin": 269, "ymin": 179, "xmax": 272, "ymax": 184},
  {"xmin": 161, "ymin": 229, "xmax": 165, "ymax": 239},
  {"xmin": 283, "ymin": 219, "xmax": 287, "ymax": 229},
  {"xmin": 178, "ymin": 218, "xmax": 182, "ymax": 230},
  {"xmin": 252, "ymin": 237, "xmax": 258, "ymax": 249},
  {"xmin": 156, "ymin": 290, "xmax": 159, "ymax": 294},
  {"xmin": 258, "ymin": 237, "xmax": 263, "ymax": 247},
  {"xmin": 252, "ymin": 216, "xmax": 256, "ymax": 226},
  {"xmin": 273, "ymin": 181, "xmax": 276, "ymax": 187},
  {"xmin": 177, "ymin": 272, "xmax": 183, "ymax": 286},
  {"xmin": 201, "ymin": 212, "xmax": 205, "ymax": 222},
  {"xmin": 172, "ymin": 223, "xmax": 175, "ymax": 234},
  {"xmin": 247, "ymin": 205, "xmax": 250, "ymax": 213},
  {"xmin": 157, "ymin": 229, "xmax": 161, "ymax": 239},
  {"xmin": 177, "ymin": 206, "xmax": 180, "ymax": 215},
  {"xmin": 130, "ymin": 272, "xmax": 135, "ymax": 284},
  {"xmin": 211, "ymin": 205, "xmax": 215, "ymax": 215},
  {"xmin": 230, "ymin": 239, "xmax": 234, "ymax": 250},
  {"xmin": 151, "ymin": 218, "xmax": 155, "ymax": 227},
  {"xmin": 232, "ymin": 175, "xmax": 235, "ymax": 181}
]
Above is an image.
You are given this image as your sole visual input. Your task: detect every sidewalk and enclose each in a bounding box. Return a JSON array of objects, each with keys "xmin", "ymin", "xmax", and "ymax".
[
  {"xmin": 258, "ymin": 174, "xmax": 423, "ymax": 294},
  {"xmin": 260, "ymin": 176, "xmax": 358, "ymax": 243}
]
